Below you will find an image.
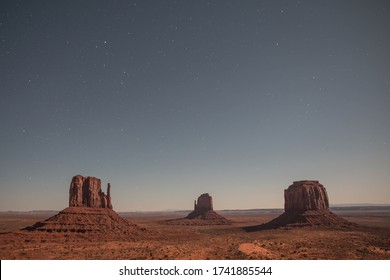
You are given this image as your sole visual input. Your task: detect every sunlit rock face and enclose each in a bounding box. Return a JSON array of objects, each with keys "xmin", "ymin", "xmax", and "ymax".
[
  {"xmin": 69, "ymin": 175, "xmax": 112, "ymax": 209},
  {"xmin": 284, "ymin": 180, "xmax": 329, "ymax": 212}
]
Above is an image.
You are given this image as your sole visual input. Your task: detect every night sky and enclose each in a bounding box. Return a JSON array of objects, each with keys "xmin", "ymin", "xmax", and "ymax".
[{"xmin": 1, "ymin": 0, "xmax": 389, "ymax": 211}]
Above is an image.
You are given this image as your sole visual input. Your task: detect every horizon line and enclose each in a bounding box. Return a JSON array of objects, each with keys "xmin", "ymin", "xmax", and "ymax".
[{"xmin": 1, "ymin": 203, "xmax": 390, "ymax": 213}]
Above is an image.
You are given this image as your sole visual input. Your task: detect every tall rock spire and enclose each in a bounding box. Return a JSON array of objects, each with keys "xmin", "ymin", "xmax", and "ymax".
[{"xmin": 107, "ymin": 183, "xmax": 112, "ymax": 209}]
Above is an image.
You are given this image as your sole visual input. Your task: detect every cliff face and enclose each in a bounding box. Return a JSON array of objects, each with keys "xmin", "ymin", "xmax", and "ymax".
[
  {"xmin": 69, "ymin": 175, "xmax": 112, "ymax": 209},
  {"xmin": 180, "ymin": 193, "xmax": 231, "ymax": 224},
  {"xmin": 284, "ymin": 180, "xmax": 329, "ymax": 212},
  {"xmin": 194, "ymin": 193, "xmax": 213, "ymax": 212}
]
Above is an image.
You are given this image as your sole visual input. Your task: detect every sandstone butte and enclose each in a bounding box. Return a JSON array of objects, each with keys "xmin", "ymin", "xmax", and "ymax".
[
  {"xmin": 24, "ymin": 175, "xmax": 143, "ymax": 236},
  {"xmin": 69, "ymin": 175, "xmax": 112, "ymax": 209},
  {"xmin": 166, "ymin": 193, "xmax": 232, "ymax": 225},
  {"xmin": 244, "ymin": 180, "xmax": 355, "ymax": 231}
]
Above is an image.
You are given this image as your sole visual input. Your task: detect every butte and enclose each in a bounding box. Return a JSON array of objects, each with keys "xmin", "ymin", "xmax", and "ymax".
[
  {"xmin": 244, "ymin": 180, "xmax": 355, "ymax": 231},
  {"xmin": 166, "ymin": 193, "xmax": 232, "ymax": 225},
  {"xmin": 23, "ymin": 175, "xmax": 144, "ymax": 236}
]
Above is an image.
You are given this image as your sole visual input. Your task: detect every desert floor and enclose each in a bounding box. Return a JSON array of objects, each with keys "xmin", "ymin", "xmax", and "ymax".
[{"xmin": 0, "ymin": 209, "xmax": 389, "ymax": 260}]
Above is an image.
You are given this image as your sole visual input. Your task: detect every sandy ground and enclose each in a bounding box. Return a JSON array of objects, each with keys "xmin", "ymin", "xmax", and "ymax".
[{"xmin": 0, "ymin": 209, "xmax": 389, "ymax": 260}]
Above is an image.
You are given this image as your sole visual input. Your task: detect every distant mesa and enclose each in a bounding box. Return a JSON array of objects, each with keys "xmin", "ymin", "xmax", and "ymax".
[
  {"xmin": 244, "ymin": 180, "xmax": 355, "ymax": 231},
  {"xmin": 166, "ymin": 193, "xmax": 232, "ymax": 225},
  {"xmin": 24, "ymin": 175, "xmax": 144, "ymax": 236},
  {"xmin": 186, "ymin": 193, "xmax": 214, "ymax": 219}
]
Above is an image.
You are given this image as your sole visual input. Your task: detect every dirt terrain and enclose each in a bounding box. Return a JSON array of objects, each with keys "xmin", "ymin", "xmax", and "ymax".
[{"xmin": 0, "ymin": 208, "xmax": 389, "ymax": 260}]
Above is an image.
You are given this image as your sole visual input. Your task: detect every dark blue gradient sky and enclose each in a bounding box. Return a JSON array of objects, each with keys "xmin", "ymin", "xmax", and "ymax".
[{"xmin": 1, "ymin": 0, "xmax": 389, "ymax": 211}]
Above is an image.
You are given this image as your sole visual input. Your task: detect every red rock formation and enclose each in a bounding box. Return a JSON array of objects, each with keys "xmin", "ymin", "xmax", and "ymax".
[
  {"xmin": 69, "ymin": 175, "xmax": 84, "ymax": 207},
  {"xmin": 284, "ymin": 180, "xmax": 329, "ymax": 211},
  {"xmin": 69, "ymin": 175, "xmax": 112, "ymax": 209},
  {"xmin": 244, "ymin": 180, "xmax": 354, "ymax": 231},
  {"xmin": 24, "ymin": 175, "xmax": 146, "ymax": 236},
  {"xmin": 194, "ymin": 193, "xmax": 213, "ymax": 212},
  {"xmin": 24, "ymin": 207, "xmax": 143, "ymax": 236},
  {"xmin": 172, "ymin": 193, "xmax": 232, "ymax": 225},
  {"xmin": 107, "ymin": 183, "xmax": 112, "ymax": 210}
]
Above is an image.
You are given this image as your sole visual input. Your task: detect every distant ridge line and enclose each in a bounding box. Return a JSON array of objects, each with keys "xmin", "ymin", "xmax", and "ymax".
[{"xmin": 1, "ymin": 204, "xmax": 389, "ymax": 213}]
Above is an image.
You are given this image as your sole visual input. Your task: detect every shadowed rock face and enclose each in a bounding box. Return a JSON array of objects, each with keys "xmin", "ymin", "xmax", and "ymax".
[
  {"xmin": 186, "ymin": 193, "xmax": 214, "ymax": 219},
  {"xmin": 69, "ymin": 175, "xmax": 112, "ymax": 209},
  {"xmin": 178, "ymin": 193, "xmax": 231, "ymax": 224},
  {"xmin": 194, "ymin": 193, "xmax": 213, "ymax": 212},
  {"xmin": 284, "ymin": 180, "xmax": 329, "ymax": 212}
]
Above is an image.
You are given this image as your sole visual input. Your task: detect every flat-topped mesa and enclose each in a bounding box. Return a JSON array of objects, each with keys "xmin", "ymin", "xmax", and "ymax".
[
  {"xmin": 244, "ymin": 180, "xmax": 354, "ymax": 231},
  {"xmin": 284, "ymin": 180, "xmax": 329, "ymax": 212},
  {"xmin": 194, "ymin": 193, "xmax": 213, "ymax": 212},
  {"xmin": 69, "ymin": 175, "xmax": 112, "ymax": 209}
]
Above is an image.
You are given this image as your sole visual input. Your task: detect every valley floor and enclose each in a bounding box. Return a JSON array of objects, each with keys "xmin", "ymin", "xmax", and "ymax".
[{"xmin": 0, "ymin": 209, "xmax": 389, "ymax": 260}]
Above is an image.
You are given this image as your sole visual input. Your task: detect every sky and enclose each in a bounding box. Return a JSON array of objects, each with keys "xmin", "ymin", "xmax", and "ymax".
[{"xmin": 1, "ymin": 0, "xmax": 389, "ymax": 211}]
